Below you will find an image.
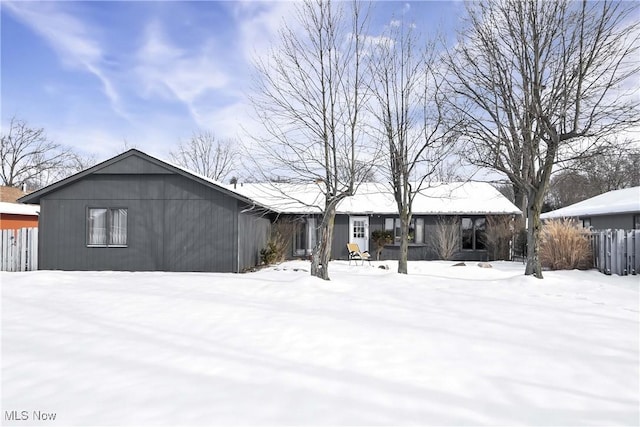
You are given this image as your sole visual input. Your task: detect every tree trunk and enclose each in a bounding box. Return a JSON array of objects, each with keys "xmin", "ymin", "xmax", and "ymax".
[
  {"xmin": 524, "ymin": 195, "xmax": 544, "ymax": 279},
  {"xmin": 513, "ymin": 185, "xmax": 528, "ymax": 215},
  {"xmin": 398, "ymin": 209, "xmax": 410, "ymax": 274},
  {"xmin": 310, "ymin": 203, "xmax": 337, "ymax": 280}
]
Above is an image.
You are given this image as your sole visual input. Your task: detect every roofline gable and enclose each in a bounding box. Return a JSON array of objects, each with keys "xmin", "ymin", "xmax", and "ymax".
[{"xmin": 17, "ymin": 149, "xmax": 258, "ymax": 206}]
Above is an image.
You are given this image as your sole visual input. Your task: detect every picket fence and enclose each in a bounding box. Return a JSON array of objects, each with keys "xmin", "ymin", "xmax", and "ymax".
[
  {"xmin": 591, "ymin": 229, "xmax": 639, "ymax": 276},
  {"xmin": 0, "ymin": 227, "xmax": 38, "ymax": 272}
]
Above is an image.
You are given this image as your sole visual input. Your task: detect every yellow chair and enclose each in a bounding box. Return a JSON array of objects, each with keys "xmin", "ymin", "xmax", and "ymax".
[{"xmin": 347, "ymin": 243, "xmax": 371, "ymax": 266}]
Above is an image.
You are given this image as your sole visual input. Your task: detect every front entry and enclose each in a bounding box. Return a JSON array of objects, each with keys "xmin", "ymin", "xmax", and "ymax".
[{"xmin": 349, "ymin": 216, "xmax": 369, "ymax": 252}]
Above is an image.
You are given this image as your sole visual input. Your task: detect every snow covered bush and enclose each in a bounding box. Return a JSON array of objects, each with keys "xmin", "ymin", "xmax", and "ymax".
[{"xmin": 540, "ymin": 219, "xmax": 592, "ymax": 270}]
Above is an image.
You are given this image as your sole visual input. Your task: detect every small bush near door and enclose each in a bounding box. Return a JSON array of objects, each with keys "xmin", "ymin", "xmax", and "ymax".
[
  {"xmin": 371, "ymin": 229, "xmax": 393, "ymax": 260},
  {"xmin": 540, "ymin": 219, "xmax": 592, "ymax": 270},
  {"xmin": 260, "ymin": 219, "xmax": 298, "ymax": 264}
]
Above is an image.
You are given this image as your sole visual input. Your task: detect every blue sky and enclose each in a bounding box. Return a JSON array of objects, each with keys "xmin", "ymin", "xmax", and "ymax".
[{"xmin": 1, "ymin": 1, "xmax": 464, "ymax": 163}]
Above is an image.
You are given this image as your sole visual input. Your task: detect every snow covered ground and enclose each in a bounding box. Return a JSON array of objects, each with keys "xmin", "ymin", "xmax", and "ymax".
[{"xmin": 2, "ymin": 261, "xmax": 638, "ymax": 426}]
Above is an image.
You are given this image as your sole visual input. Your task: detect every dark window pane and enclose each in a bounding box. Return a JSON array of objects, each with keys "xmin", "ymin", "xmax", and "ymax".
[
  {"xmin": 462, "ymin": 217, "xmax": 473, "ymax": 250},
  {"xmin": 294, "ymin": 222, "xmax": 306, "ymax": 254},
  {"xmin": 475, "ymin": 218, "xmax": 486, "ymax": 250}
]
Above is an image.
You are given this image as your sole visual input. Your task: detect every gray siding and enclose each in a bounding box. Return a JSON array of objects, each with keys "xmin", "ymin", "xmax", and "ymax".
[
  {"xmin": 330, "ymin": 214, "xmax": 350, "ymax": 259},
  {"xmin": 238, "ymin": 210, "xmax": 271, "ymax": 271},
  {"xmin": 39, "ymin": 173, "xmax": 240, "ymax": 272},
  {"xmin": 582, "ymin": 213, "xmax": 638, "ymax": 231}
]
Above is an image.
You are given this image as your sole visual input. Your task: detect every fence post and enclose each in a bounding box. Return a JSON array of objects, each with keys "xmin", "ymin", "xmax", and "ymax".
[
  {"xmin": 591, "ymin": 229, "xmax": 638, "ymax": 276},
  {"xmin": 0, "ymin": 227, "xmax": 38, "ymax": 272}
]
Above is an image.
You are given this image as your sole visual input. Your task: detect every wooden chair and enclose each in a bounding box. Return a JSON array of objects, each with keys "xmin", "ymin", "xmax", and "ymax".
[{"xmin": 347, "ymin": 243, "xmax": 371, "ymax": 266}]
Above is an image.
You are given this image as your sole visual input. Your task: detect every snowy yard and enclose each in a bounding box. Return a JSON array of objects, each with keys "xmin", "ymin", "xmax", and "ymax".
[{"xmin": 2, "ymin": 261, "xmax": 638, "ymax": 426}]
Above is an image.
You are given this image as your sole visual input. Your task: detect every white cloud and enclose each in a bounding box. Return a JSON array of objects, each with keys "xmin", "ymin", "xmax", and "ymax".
[
  {"xmin": 134, "ymin": 20, "xmax": 230, "ymax": 126},
  {"xmin": 3, "ymin": 1, "xmax": 125, "ymax": 117},
  {"xmin": 233, "ymin": 1, "xmax": 300, "ymax": 65}
]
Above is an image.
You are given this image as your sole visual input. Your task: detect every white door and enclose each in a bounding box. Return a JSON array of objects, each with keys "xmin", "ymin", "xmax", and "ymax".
[{"xmin": 349, "ymin": 216, "xmax": 369, "ymax": 252}]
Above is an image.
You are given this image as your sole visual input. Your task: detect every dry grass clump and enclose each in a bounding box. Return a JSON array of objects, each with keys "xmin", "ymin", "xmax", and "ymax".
[{"xmin": 540, "ymin": 219, "xmax": 592, "ymax": 270}]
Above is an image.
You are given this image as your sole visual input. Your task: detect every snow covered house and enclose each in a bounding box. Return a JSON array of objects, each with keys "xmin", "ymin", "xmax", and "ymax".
[
  {"xmin": 18, "ymin": 150, "xmax": 271, "ymax": 272},
  {"xmin": 0, "ymin": 201, "xmax": 39, "ymax": 231},
  {"xmin": 18, "ymin": 149, "xmax": 521, "ymax": 272},
  {"xmin": 541, "ymin": 186, "xmax": 640, "ymax": 230},
  {"xmin": 229, "ymin": 182, "xmax": 521, "ymax": 262}
]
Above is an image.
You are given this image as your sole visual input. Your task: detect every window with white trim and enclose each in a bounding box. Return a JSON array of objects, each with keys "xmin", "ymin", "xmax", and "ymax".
[
  {"xmin": 293, "ymin": 217, "xmax": 316, "ymax": 256},
  {"xmin": 87, "ymin": 208, "xmax": 128, "ymax": 247},
  {"xmin": 384, "ymin": 217, "xmax": 424, "ymax": 244}
]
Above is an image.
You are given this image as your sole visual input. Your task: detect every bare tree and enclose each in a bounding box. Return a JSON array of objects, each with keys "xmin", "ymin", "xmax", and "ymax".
[
  {"xmin": 0, "ymin": 116, "xmax": 73, "ymax": 190},
  {"xmin": 28, "ymin": 151, "xmax": 98, "ymax": 189},
  {"xmin": 431, "ymin": 216, "xmax": 460, "ymax": 261},
  {"xmin": 370, "ymin": 19, "xmax": 459, "ymax": 274},
  {"xmin": 547, "ymin": 143, "xmax": 640, "ymax": 208},
  {"xmin": 170, "ymin": 131, "xmax": 236, "ymax": 182},
  {"xmin": 250, "ymin": 0, "xmax": 373, "ymax": 280},
  {"xmin": 446, "ymin": 0, "xmax": 639, "ymax": 278}
]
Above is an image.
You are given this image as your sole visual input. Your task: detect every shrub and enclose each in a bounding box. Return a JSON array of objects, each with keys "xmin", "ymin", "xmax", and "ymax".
[
  {"xmin": 540, "ymin": 219, "xmax": 592, "ymax": 270},
  {"xmin": 260, "ymin": 219, "xmax": 297, "ymax": 265},
  {"xmin": 431, "ymin": 217, "xmax": 460, "ymax": 260},
  {"xmin": 260, "ymin": 240, "xmax": 281, "ymax": 265},
  {"xmin": 484, "ymin": 216, "xmax": 512, "ymax": 260},
  {"xmin": 371, "ymin": 229, "xmax": 393, "ymax": 260}
]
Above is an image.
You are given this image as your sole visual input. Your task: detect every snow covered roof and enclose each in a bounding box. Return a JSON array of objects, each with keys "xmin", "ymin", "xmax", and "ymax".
[
  {"xmin": 541, "ymin": 186, "xmax": 640, "ymax": 219},
  {"xmin": 227, "ymin": 181, "xmax": 521, "ymax": 215},
  {"xmin": 0, "ymin": 201, "xmax": 39, "ymax": 216}
]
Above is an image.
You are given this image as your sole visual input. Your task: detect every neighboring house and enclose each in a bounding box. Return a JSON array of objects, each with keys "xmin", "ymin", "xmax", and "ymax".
[
  {"xmin": 541, "ymin": 186, "xmax": 640, "ymax": 230},
  {"xmin": 229, "ymin": 182, "xmax": 522, "ymax": 262},
  {"xmin": 18, "ymin": 150, "xmax": 271, "ymax": 272},
  {"xmin": 1, "ymin": 185, "xmax": 28, "ymax": 203},
  {"xmin": 1, "ymin": 185, "xmax": 39, "ymax": 231},
  {"xmin": 0, "ymin": 201, "xmax": 39, "ymax": 231}
]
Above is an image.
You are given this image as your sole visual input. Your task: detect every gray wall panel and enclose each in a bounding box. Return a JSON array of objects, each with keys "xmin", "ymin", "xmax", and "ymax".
[
  {"xmin": 587, "ymin": 213, "xmax": 637, "ymax": 230},
  {"xmin": 330, "ymin": 214, "xmax": 350, "ymax": 259},
  {"xmin": 93, "ymin": 155, "xmax": 171, "ymax": 175},
  {"xmin": 39, "ymin": 198, "xmax": 164, "ymax": 270},
  {"xmin": 38, "ymin": 171, "xmax": 244, "ymax": 272},
  {"xmin": 238, "ymin": 210, "xmax": 271, "ymax": 271},
  {"xmin": 162, "ymin": 199, "xmax": 237, "ymax": 272}
]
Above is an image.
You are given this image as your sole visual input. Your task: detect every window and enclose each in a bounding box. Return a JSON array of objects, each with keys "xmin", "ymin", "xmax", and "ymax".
[
  {"xmin": 293, "ymin": 217, "xmax": 316, "ymax": 256},
  {"xmin": 352, "ymin": 220, "xmax": 365, "ymax": 238},
  {"xmin": 635, "ymin": 215, "xmax": 640, "ymax": 230},
  {"xmin": 88, "ymin": 208, "xmax": 128, "ymax": 247},
  {"xmin": 461, "ymin": 217, "xmax": 486, "ymax": 250},
  {"xmin": 384, "ymin": 217, "xmax": 424, "ymax": 244},
  {"xmin": 582, "ymin": 218, "xmax": 591, "ymax": 228}
]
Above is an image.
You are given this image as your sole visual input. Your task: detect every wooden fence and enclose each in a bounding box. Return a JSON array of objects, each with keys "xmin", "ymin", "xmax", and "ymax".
[
  {"xmin": 591, "ymin": 229, "xmax": 639, "ymax": 276},
  {"xmin": 1, "ymin": 227, "xmax": 38, "ymax": 272}
]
